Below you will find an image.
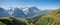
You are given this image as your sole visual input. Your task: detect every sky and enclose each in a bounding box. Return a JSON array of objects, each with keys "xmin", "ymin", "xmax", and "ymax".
[{"xmin": 0, "ymin": 0, "xmax": 60, "ymax": 10}]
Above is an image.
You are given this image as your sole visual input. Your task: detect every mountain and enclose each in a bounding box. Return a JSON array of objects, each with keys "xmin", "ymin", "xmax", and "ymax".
[
  {"xmin": 26, "ymin": 7, "xmax": 49, "ymax": 19},
  {"xmin": 26, "ymin": 7, "xmax": 40, "ymax": 18},
  {"xmin": 11, "ymin": 7, "xmax": 49, "ymax": 18},
  {"xmin": 7, "ymin": 7, "xmax": 14, "ymax": 17},
  {"xmin": 21, "ymin": 7, "xmax": 29, "ymax": 15},
  {"xmin": 34, "ymin": 8, "xmax": 60, "ymax": 25},
  {"xmin": 0, "ymin": 7, "xmax": 10, "ymax": 17},
  {"xmin": 39, "ymin": 10, "xmax": 50, "ymax": 15},
  {"xmin": 0, "ymin": 7, "xmax": 49, "ymax": 18},
  {"xmin": 12, "ymin": 8, "xmax": 27, "ymax": 18}
]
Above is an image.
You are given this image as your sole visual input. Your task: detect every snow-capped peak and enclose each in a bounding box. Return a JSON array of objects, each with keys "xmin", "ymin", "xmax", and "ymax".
[{"xmin": 21, "ymin": 7, "xmax": 29, "ymax": 15}]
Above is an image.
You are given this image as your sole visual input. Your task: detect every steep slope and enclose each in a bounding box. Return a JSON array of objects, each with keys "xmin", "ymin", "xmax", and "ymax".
[
  {"xmin": 0, "ymin": 7, "xmax": 10, "ymax": 17},
  {"xmin": 27, "ymin": 7, "xmax": 40, "ymax": 18},
  {"xmin": 7, "ymin": 7, "xmax": 14, "ymax": 17},
  {"xmin": 12, "ymin": 8, "xmax": 26, "ymax": 18},
  {"xmin": 21, "ymin": 7, "xmax": 29, "ymax": 15},
  {"xmin": 35, "ymin": 8, "xmax": 60, "ymax": 25}
]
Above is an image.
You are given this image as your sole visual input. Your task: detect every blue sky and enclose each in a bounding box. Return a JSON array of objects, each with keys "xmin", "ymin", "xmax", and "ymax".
[{"xmin": 0, "ymin": 0, "xmax": 60, "ymax": 10}]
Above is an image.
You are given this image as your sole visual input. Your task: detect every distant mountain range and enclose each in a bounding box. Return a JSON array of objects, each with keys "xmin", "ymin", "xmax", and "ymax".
[{"xmin": 0, "ymin": 7, "xmax": 49, "ymax": 18}]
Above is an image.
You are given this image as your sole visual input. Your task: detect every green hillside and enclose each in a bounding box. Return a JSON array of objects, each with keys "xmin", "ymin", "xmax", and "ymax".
[
  {"xmin": 0, "ymin": 17, "xmax": 29, "ymax": 25},
  {"xmin": 35, "ymin": 9, "xmax": 60, "ymax": 25}
]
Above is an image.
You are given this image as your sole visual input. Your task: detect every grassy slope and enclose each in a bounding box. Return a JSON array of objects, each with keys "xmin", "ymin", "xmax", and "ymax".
[
  {"xmin": 35, "ymin": 9, "xmax": 60, "ymax": 25},
  {"xmin": 0, "ymin": 17, "xmax": 29, "ymax": 25}
]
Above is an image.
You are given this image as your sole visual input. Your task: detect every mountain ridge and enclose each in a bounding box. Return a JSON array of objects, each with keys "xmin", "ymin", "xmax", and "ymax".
[{"xmin": 0, "ymin": 7, "xmax": 49, "ymax": 18}]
